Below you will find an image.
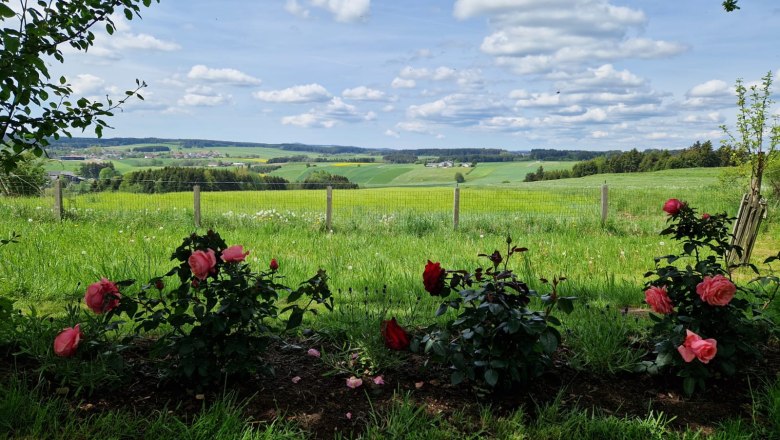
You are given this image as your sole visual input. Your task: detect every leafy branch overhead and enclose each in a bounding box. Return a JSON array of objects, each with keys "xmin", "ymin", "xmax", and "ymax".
[{"xmin": 0, "ymin": 0, "xmax": 158, "ymax": 172}]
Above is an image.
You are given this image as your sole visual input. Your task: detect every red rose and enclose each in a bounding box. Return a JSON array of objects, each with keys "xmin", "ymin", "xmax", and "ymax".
[
  {"xmin": 380, "ymin": 317, "xmax": 410, "ymax": 350},
  {"xmin": 270, "ymin": 258, "xmax": 279, "ymax": 271},
  {"xmin": 221, "ymin": 245, "xmax": 249, "ymax": 263},
  {"xmin": 188, "ymin": 249, "xmax": 217, "ymax": 280},
  {"xmin": 53, "ymin": 324, "xmax": 82, "ymax": 357},
  {"xmin": 696, "ymin": 275, "xmax": 736, "ymax": 306},
  {"xmin": 677, "ymin": 329, "xmax": 717, "ymax": 364},
  {"xmin": 84, "ymin": 278, "xmax": 121, "ymax": 314},
  {"xmin": 702, "ymin": 213, "xmax": 711, "ymax": 220},
  {"xmin": 423, "ymin": 260, "xmax": 446, "ymax": 296},
  {"xmin": 662, "ymin": 198, "xmax": 685, "ymax": 215},
  {"xmin": 644, "ymin": 285, "xmax": 673, "ymax": 314}
]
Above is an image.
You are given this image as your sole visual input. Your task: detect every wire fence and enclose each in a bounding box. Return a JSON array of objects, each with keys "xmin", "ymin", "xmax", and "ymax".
[{"xmin": 0, "ymin": 179, "xmax": 743, "ymax": 232}]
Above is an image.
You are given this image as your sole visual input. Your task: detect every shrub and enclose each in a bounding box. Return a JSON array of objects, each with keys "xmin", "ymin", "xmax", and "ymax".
[
  {"xmin": 416, "ymin": 236, "xmax": 575, "ymax": 389},
  {"xmin": 109, "ymin": 230, "xmax": 334, "ymax": 385},
  {"xmin": 641, "ymin": 199, "xmax": 776, "ymax": 395}
]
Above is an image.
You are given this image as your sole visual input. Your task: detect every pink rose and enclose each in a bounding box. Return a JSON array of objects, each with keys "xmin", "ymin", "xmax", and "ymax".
[
  {"xmin": 188, "ymin": 249, "xmax": 217, "ymax": 280},
  {"xmin": 644, "ymin": 285, "xmax": 673, "ymax": 314},
  {"xmin": 221, "ymin": 245, "xmax": 249, "ymax": 263},
  {"xmin": 677, "ymin": 329, "xmax": 717, "ymax": 364},
  {"xmin": 270, "ymin": 259, "xmax": 279, "ymax": 271},
  {"xmin": 53, "ymin": 324, "xmax": 82, "ymax": 357},
  {"xmin": 346, "ymin": 376, "xmax": 363, "ymax": 389},
  {"xmin": 663, "ymin": 198, "xmax": 685, "ymax": 215},
  {"xmin": 696, "ymin": 275, "xmax": 736, "ymax": 306},
  {"xmin": 84, "ymin": 278, "xmax": 121, "ymax": 314}
]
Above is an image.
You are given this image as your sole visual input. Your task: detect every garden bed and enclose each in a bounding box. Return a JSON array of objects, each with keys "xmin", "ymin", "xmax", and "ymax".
[{"xmin": 5, "ymin": 336, "xmax": 777, "ymax": 439}]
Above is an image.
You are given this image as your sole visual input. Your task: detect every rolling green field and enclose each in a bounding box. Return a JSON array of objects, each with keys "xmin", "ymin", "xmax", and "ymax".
[
  {"xmin": 47, "ymin": 141, "xmax": 583, "ymax": 187},
  {"xmin": 1, "ymin": 167, "xmax": 774, "ymax": 312},
  {"xmin": 3, "ymin": 167, "xmax": 780, "ymax": 438}
]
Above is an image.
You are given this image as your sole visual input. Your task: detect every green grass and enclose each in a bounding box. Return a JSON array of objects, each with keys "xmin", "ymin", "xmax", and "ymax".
[
  {"xmin": 1, "ymin": 167, "xmax": 778, "ymax": 437},
  {"xmin": 2, "ymin": 375, "xmax": 778, "ymax": 439}
]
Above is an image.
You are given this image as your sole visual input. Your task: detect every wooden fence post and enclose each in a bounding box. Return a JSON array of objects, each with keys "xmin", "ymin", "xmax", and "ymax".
[
  {"xmin": 453, "ymin": 186, "xmax": 460, "ymax": 230},
  {"xmin": 193, "ymin": 185, "xmax": 201, "ymax": 228},
  {"xmin": 53, "ymin": 177, "xmax": 63, "ymax": 221},
  {"xmin": 326, "ymin": 185, "xmax": 333, "ymax": 231},
  {"xmin": 600, "ymin": 184, "xmax": 608, "ymax": 225}
]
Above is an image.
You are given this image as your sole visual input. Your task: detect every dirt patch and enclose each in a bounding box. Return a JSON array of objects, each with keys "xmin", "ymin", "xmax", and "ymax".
[{"xmin": 4, "ymin": 338, "xmax": 779, "ymax": 439}]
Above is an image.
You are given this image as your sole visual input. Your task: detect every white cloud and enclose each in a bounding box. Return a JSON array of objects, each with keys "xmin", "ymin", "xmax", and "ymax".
[
  {"xmin": 591, "ymin": 130, "xmax": 609, "ymax": 138},
  {"xmin": 70, "ymin": 74, "xmax": 105, "ymax": 95},
  {"xmin": 682, "ymin": 112, "xmax": 725, "ymax": 124},
  {"xmin": 309, "ymin": 0, "xmax": 370, "ymax": 22},
  {"xmin": 396, "ymin": 121, "xmax": 435, "ymax": 134},
  {"xmin": 478, "ymin": 116, "xmax": 534, "ymax": 131},
  {"xmin": 384, "ymin": 129, "xmax": 400, "ymax": 138},
  {"xmin": 187, "ymin": 65, "xmax": 262, "ymax": 86},
  {"xmin": 686, "ymin": 79, "xmax": 730, "ymax": 98},
  {"xmin": 682, "ymin": 79, "xmax": 734, "ymax": 109},
  {"xmin": 111, "ymin": 33, "xmax": 180, "ymax": 51},
  {"xmin": 382, "ymin": 104, "xmax": 395, "ymax": 112},
  {"xmin": 454, "ymin": 0, "xmax": 686, "ymax": 74},
  {"xmin": 398, "ymin": 65, "xmax": 482, "ymax": 88},
  {"xmin": 178, "ymin": 86, "xmax": 231, "ymax": 107},
  {"xmin": 391, "ymin": 77, "xmax": 416, "ymax": 89},
  {"xmin": 405, "ymin": 93, "xmax": 508, "ymax": 127},
  {"xmin": 60, "ymin": 17, "xmax": 179, "ymax": 60},
  {"xmin": 342, "ymin": 86, "xmax": 386, "ymax": 100},
  {"xmin": 285, "ymin": 0, "xmax": 310, "ymax": 18},
  {"xmin": 281, "ymin": 97, "xmax": 374, "ymax": 127},
  {"xmin": 253, "ymin": 84, "xmax": 332, "ymax": 103}
]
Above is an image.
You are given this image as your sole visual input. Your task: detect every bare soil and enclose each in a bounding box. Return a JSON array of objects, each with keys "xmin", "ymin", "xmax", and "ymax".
[{"xmin": 5, "ymin": 337, "xmax": 777, "ymax": 439}]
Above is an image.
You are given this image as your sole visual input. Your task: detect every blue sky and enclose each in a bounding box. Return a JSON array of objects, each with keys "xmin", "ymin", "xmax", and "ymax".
[{"xmin": 52, "ymin": 0, "xmax": 780, "ymax": 151}]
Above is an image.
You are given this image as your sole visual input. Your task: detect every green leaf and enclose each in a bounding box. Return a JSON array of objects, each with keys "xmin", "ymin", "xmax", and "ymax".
[
  {"xmin": 286, "ymin": 289, "xmax": 304, "ymax": 303},
  {"xmin": 0, "ymin": 4, "xmax": 15, "ymax": 17},
  {"xmin": 124, "ymin": 8, "xmax": 133, "ymax": 20},
  {"xmin": 106, "ymin": 23, "xmax": 114, "ymax": 35},
  {"xmin": 484, "ymin": 369, "xmax": 499, "ymax": 387},
  {"xmin": 286, "ymin": 308, "xmax": 304, "ymax": 330},
  {"xmin": 683, "ymin": 376, "xmax": 696, "ymax": 396},
  {"xmin": 538, "ymin": 330, "xmax": 558, "ymax": 353},
  {"xmin": 451, "ymin": 371, "xmax": 465, "ymax": 385},
  {"xmin": 435, "ymin": 302, "xmax": 448, "ymax": 316},
  {"xmin": 557, "ymin": 297, "xmax": 574, "ymax": 314}
]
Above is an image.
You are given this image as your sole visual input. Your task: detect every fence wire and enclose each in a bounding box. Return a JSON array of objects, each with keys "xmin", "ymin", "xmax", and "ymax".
[{"xmin": 0, "ymin": 180, "xmax": 743, "ymax": 231}]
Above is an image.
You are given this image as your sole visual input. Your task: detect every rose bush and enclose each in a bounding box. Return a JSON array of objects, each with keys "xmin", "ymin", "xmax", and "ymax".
[
  {"xmin": 85, "ymin": 230, "xmax": 335, "ymax": 386},
  {"xmin": 642, "ymin": 198, "xmax": 775, "ymax": 395},
  {"xmin": 415, "ymin": 236, "xmax": 574, "ymax": 389}
]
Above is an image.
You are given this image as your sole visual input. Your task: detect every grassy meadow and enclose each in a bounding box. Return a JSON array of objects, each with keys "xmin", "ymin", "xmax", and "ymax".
[
  {"xmin": 1, "ymin": 168, "xmax": 774, "ymax": 314},
  {"xmin": 3, "ymin": 166, "xmax": 780, "ymax": 438}
]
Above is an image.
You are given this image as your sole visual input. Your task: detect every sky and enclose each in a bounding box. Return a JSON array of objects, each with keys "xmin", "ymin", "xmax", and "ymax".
[{"xmin": 45, "ymin": 0, "xmax": 780, "ymax": 151}]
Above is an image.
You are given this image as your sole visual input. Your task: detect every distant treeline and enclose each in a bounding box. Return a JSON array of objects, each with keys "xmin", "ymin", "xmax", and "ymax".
[
  {"xmin": 524, "ymin": 141, "xmax": 736, "ymax": 182},
  {"xmin": 383, "ymin": 148, "xmax": 521, "ymax": 164},
  {"xmin": 527, "ymin": 149, "xmax": 619, "ymax": 161},
  {"xmin": 266, "ymin": 156, "xmax": 375, "ymax": 164},
  {"xmin": 131, "ymin": 145, "xmax": 170, "ymax": 152},
  {"xmin": 46, "ymin": 137, "xmax": 376, "ymax": 155},
  {"xmin": 91, "ymin": 167, "xmax": 288, "ymax": 193},
  {"xmin": 80, "ymin": 166, "xmax": 359, "ymax": 193}
]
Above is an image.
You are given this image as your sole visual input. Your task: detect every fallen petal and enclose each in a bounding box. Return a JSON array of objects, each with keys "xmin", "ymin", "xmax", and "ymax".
[
  {"xmin": 291, "ymin": 376, "xmax": 301, "ymax": 384},
  {"xmin": 373, "ymin": 375, "xmax": 385, "ymax": 385},
  {"xmin": 307, "ymin": 348, "xmax": 321, "ymax": 358},
  {"xmin": 346, "ymin": 412, "xmax": 352, "ymax": 420}
]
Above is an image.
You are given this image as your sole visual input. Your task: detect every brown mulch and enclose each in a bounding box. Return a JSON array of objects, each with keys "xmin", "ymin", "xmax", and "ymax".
[{"xmin": 3, "ymin": 338, "xmax": 779, "ymax": 439}]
